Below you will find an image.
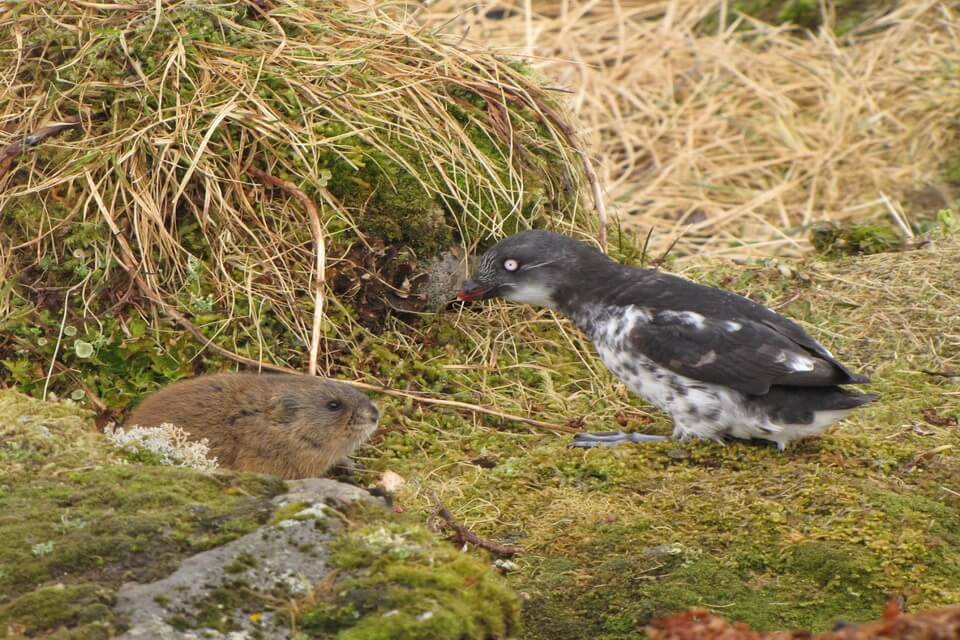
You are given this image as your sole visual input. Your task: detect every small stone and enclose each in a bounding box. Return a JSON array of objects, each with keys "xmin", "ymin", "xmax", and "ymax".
[
  {"xmin": 378, "ymin": 470, "xmax": 406, "ymax": 492},
  {"xmin": 494, "ymin": 559, "xmax": 519, "ymax": 573}
]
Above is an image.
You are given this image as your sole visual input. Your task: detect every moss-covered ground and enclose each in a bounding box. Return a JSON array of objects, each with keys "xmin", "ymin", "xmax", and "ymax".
[
  {"xmin": 0, "ymin": 391, "xmax": 286, "ymax": 637},
  {"xmin": 298, "ymin": 511, "xmax": 520, "ymax": 640},
  {"xmin": 2, "ymin": 232, "xmax": 958, "ymax": 638},
  {"xmin": 347, "ymin": 231, "xmax": 960, "ymax": 638},
  {"xmin": 0, "ymin": 391, "xmax": 519, "ymax": 638}
]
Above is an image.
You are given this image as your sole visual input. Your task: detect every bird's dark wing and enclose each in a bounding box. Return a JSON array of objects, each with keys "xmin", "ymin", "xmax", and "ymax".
[{"xmin": 628, "ymin": 310, "xmax": 852, "ymax": 395}]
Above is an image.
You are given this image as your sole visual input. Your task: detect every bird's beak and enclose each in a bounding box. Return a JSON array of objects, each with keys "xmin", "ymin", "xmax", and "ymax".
[{"xmin": 457, "ymin": 280, "xmax": 494, "ymax": 302}]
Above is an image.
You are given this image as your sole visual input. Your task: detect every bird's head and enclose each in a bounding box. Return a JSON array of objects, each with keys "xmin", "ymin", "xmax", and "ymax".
[{"xmin": 457, "ymin": 230, "xmax": 605, "ymax": 310}]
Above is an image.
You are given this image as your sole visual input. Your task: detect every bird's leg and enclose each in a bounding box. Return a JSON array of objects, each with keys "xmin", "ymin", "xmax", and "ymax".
[{"xmin": 570, "ymin": 431, "xmax": 671, "ymax": 448}]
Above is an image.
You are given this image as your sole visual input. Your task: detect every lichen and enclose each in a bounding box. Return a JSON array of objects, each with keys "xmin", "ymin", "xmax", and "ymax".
[{"xmin": 103, "ymin": 423, "xmax": 219, "ymax": 472}]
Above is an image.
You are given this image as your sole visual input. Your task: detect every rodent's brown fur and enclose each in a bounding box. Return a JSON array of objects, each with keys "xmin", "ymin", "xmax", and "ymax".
[{"xmin": 124, "ymin": 373, "xmax": 379, "ymax": 479}]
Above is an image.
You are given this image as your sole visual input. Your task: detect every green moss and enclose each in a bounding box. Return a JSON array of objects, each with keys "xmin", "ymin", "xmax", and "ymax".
[
  {"xmin": 190, "ymin": 583, "xmax": 263, "ymax": 633},
  {"xmin": 298, "ymin": 516, "xmax": 520, "ymax": 639},
  {"xmin": 269, "ymin": 501, "xmax": 310, "ymax": 525},
  {"xmin": 0, "ymin": 464, "xmax": 280, "ymax": 620},
  {"xmin": 784, "ymin": 541, "xmax": 877, "ymax": 586},
  {"xmin": 0, "ymin": 584, "xmax": 114, "ymax": 637},
  {"xmin": 701, "ymin": 0, "xmax": 899, "ymax": 35},
  {"xmin": 809, "ymin": 221, "xmax": 903, "ymax": 256},
  {"xmin": 223, "ymin": 552, "xmax": 259, "ymax": 574}
]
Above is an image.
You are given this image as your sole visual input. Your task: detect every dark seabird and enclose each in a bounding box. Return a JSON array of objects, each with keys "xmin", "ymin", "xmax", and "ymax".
[{"xmin": 457, "ymin": 230, "xmax": 877, "ymax": 450}]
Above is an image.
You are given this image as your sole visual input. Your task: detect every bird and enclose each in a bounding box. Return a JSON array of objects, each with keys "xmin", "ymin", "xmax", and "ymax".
[{"xmin": 457, "ymin": 230, "xmax": 877, "ymax": 450}]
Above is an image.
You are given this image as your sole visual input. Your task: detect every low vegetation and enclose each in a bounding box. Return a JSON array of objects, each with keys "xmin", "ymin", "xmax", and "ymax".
[{"xmin": 2, "ymin": 0, "xmax": 958, "ymax": 637}]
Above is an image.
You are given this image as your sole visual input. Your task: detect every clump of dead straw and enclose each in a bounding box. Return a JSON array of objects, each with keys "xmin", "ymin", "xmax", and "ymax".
[{"xmin": 0, "ymin": 0, "xmax": 605, "ymax": 425}]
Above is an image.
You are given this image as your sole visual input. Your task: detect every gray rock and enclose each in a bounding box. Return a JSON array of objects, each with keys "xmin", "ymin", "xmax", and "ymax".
[{"xmin": 115, "ymin": 479, "xmax": 383, "ymax": 640}]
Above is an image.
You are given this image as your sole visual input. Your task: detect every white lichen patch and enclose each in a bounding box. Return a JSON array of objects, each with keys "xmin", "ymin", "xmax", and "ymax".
[
  {"xmin": 276, "ymin": 572, "xmax": 312, "ymax": 597},
  {"xmin": 360, "ymin": 527, "xmax": 423, "ymax": 559},
  {"xmin": 104, "ymin": 423, "xmax": 219, "ymax": 472},
  {"xmin": 295, "ymin": 504, "xmax": 328, "ymax": 520}
]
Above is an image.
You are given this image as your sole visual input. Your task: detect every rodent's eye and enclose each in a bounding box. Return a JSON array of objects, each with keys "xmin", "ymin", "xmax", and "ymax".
[
  {"xmin": 326, "ymin": 399, "xmax": 342, "ymax": 411},
  {"xmin": 503, "ymin": 258, "xmax": 519, "ymax": 272}
]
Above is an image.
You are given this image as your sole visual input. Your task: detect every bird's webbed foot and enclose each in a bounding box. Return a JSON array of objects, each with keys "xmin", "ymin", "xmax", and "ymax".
[{"xmin": 570, "ymin": 431, "xmax": 671, "ymax": 448}]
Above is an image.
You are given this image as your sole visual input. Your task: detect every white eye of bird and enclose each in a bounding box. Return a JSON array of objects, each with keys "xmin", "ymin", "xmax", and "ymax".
[{"xmin": 503, "ymin": 258, "xmax": 519, "ymax": 272}]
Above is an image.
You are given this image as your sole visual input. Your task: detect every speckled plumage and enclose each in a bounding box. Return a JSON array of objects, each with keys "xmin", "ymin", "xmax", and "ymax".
[{"xmin": 459, "ymin": 231, "xmax": 877, "ymax": 449}]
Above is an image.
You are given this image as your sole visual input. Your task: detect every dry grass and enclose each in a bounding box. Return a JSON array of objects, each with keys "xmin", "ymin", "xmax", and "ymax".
[
  {"xmin": 0, "ymin": 0, "xmax": 594, "ymax": 380},
  {"xmin": 418, "ymin": 0, "xmax": 960, "ymax": 258}
]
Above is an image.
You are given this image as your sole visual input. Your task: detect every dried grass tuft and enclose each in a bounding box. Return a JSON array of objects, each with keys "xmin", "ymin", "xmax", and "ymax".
[{"xmin": 0, "ymin": 0, "xmax": 594, "ymax": 389}]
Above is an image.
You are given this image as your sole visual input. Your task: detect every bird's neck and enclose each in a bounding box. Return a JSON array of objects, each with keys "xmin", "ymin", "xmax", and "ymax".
[{"xmin": 553, "ymin": 260, "xmax": 656, "ymax": 332}]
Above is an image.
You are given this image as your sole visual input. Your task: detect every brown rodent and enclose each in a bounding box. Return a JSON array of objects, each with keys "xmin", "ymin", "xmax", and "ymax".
[{"xmin": 124, "ymin": 373, "xmax": 380, "ymax": 479}]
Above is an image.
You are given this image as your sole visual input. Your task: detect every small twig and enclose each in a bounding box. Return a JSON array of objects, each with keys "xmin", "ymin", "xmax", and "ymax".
[
  {"xmin": 772, "ymin": 292, "xmax": 802, "ymax": 311},
  {"xmin": 649, "ymin": 228, "xmax": 687, "ymax": 269},
  {"xmin": 366, "ymin": 381, "xmax": 580, "ymax": 432},
  {"xmin": 0, "ymin": 117, "xmax": 86, "ymax": 180},
  {"xmin": 639, "ymin": 226, "xmax": 655, "ymax": 268},
  {"xmin": 248, "ymin": 167, "xmax": 325, "ymax": 378},
  {"xmin": 920, "ymin": 369, "xmax": 959, "ymax": 379},
  {"xmin": 43, "ymin": 283, "xmax": 83, "ymax": 401},
  {"xmin": 434, "ymin": 496, "xmax": 523, "ymax": 558}
]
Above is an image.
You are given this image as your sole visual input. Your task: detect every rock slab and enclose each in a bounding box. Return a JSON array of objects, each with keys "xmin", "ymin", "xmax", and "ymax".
[{"xmin": 115, "ymin": 479, "xmax": 381, "ymax": 639}]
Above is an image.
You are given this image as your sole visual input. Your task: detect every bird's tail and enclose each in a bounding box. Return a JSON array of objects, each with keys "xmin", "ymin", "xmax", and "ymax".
[{"xmin": 754, "ymin": 386, "xmax": 878, "ymax": 425}]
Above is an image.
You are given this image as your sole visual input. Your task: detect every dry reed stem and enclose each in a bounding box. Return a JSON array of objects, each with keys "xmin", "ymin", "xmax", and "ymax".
[{"xmin": 248, "ymin": 167, "xmax": 325, "ymax": 377}]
